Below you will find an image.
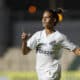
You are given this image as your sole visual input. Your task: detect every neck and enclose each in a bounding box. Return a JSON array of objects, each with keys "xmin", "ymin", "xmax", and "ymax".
[{"xmin": 45, "ymin": 28, "xmax": 55, "ymax": 36}]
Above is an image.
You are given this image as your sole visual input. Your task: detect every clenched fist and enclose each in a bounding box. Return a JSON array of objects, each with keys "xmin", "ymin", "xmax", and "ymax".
[
  {"xmin": 21, "ymin": 32, "xmax": 31, "ymax": 41},
  {"xmin": 21, "ymin": 32, "xmax": 31, "ymax": 55},
  {"xmin": 21, "ymin": 32, "xmax": 27, "ymax": 41}
]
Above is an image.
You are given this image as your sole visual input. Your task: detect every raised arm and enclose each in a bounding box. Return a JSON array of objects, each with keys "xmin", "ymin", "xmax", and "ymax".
[{"xmin": 21, "ymin": 32, "xmax": 31, "ymax": 55}]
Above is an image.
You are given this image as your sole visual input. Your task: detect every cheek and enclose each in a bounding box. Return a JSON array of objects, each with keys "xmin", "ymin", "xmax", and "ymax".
[
  {"xmin": 45, "ymin": 19, "xmax": 50, "ymax": 23},
  {"xmin": 47, "ymin": 19, "xmax": 50, "ymax": 23},
  {"xmin": 50, "ymin": 20, "xmax": 55, "ymax": 24}
]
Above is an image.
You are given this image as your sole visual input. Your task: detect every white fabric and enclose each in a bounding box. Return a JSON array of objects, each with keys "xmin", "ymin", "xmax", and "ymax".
[{"xmin": 27, "ymin": 29, "xmax": 77, "ymax": 80}]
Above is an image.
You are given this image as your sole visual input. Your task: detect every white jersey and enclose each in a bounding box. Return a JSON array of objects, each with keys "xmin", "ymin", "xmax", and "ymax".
[{"xmin": 27, "ymin": 29, "xmax": 77, "ymax": 71}]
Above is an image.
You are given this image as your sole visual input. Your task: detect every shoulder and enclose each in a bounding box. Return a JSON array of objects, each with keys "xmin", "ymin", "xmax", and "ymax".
[
  {"xmin": 55, "ymin": 30, "xmax": 63, "ymax": 37},
  {"xmin": 31, "ymin": 30, "xmax": 43, "ymax": 38},
  {"xmin": 33, "ymin": 30, "xmax": 43, "ymax": 35},
  {"xmin": 56, "ymin": 30, "xmax": 67, "ymax": 40}
]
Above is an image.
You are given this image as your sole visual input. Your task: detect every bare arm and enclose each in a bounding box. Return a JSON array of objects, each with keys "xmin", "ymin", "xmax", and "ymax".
[
  {"xmin": 60, "ymin": 34, "xmax": 80, "ymax": 56},
  {"xmin": 21, "ymin": 32, "xmax": 31, "ymax": 55}
]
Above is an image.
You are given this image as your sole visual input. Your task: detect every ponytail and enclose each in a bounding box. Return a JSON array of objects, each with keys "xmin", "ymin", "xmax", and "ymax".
[{"xmin": 56, "ymin": 8, "xmax": 64, "ymax": 22}]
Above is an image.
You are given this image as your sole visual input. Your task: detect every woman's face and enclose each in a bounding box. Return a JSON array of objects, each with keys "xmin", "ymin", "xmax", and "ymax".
[{"xmin": 42, "ymin": 11, "xmax": 55, "ymax": 29}]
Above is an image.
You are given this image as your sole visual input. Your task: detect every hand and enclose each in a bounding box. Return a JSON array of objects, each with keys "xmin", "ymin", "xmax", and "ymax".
[
  {"xmin": 21, "ymin": 32, "xmax": 29, "ymax": 41},
  {"xmin": 73, "ymin": 48, "xmax": 80, "ymax": 55},
  {"xmin": 21, "ymin": 32, "xmax": 31, "ymax": 55}
]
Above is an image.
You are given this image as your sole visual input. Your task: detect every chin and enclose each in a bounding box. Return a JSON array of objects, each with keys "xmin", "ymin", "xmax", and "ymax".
[
  {"xmin": 42, "ymin": 24, "xmax": 47, "ymax": 28},
  {"xmin": 46, "ymin": 26, "xmax": 52, "ymax": 29},
  {"xmin": 42, "ymin": 24, "xmax": 52, "ymax": 29}
]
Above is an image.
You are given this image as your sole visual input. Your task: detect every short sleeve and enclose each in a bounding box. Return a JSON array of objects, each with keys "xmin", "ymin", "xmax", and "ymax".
[
  {"xmin": 27, "ymin": 32, "xmax": 38, "ymax": 49},
  {"xmin": 61, "ymin": 34, "xmax": 77, "ymax": 51}
]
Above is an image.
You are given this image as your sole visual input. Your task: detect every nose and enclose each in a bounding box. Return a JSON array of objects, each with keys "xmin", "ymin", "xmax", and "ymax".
[{"xmin": 42, "ymin": 17, "xmax": 46, "ymax": 22}]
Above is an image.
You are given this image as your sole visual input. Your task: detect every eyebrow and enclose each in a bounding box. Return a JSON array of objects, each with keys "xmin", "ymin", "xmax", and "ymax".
[{"xmin": 42, "ymin": 16, "xmax": 53, "ymax": 18}]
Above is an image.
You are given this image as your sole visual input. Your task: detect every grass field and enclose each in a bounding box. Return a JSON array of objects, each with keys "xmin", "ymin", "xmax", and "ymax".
[{"xmin": 0, "ymin": 71, "xmax": 80, "ymax": 80}]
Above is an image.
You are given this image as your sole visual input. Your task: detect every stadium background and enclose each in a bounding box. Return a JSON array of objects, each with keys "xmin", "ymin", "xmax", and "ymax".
[{"xmin": 0, "ymin": 0, "xmax": 80, "ymax": 80}]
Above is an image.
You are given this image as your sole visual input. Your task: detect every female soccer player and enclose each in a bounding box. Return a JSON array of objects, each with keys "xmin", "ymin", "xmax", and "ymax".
[{"xmin": 21, "ymin": 9, "xmax": 80, "ymax": 80}]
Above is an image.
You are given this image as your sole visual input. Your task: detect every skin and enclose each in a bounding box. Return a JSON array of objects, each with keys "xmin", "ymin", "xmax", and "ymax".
[
  {"xmin": 21, "ymin": 32, "xmax": 31, "ymax": 55},
  {"xmin": 42, "ymin": 11, "xmax": 56, "ymax": 36},
  {"xmin": 21, "ymin": 11, "xmax": 80, "ymax": 55}
]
